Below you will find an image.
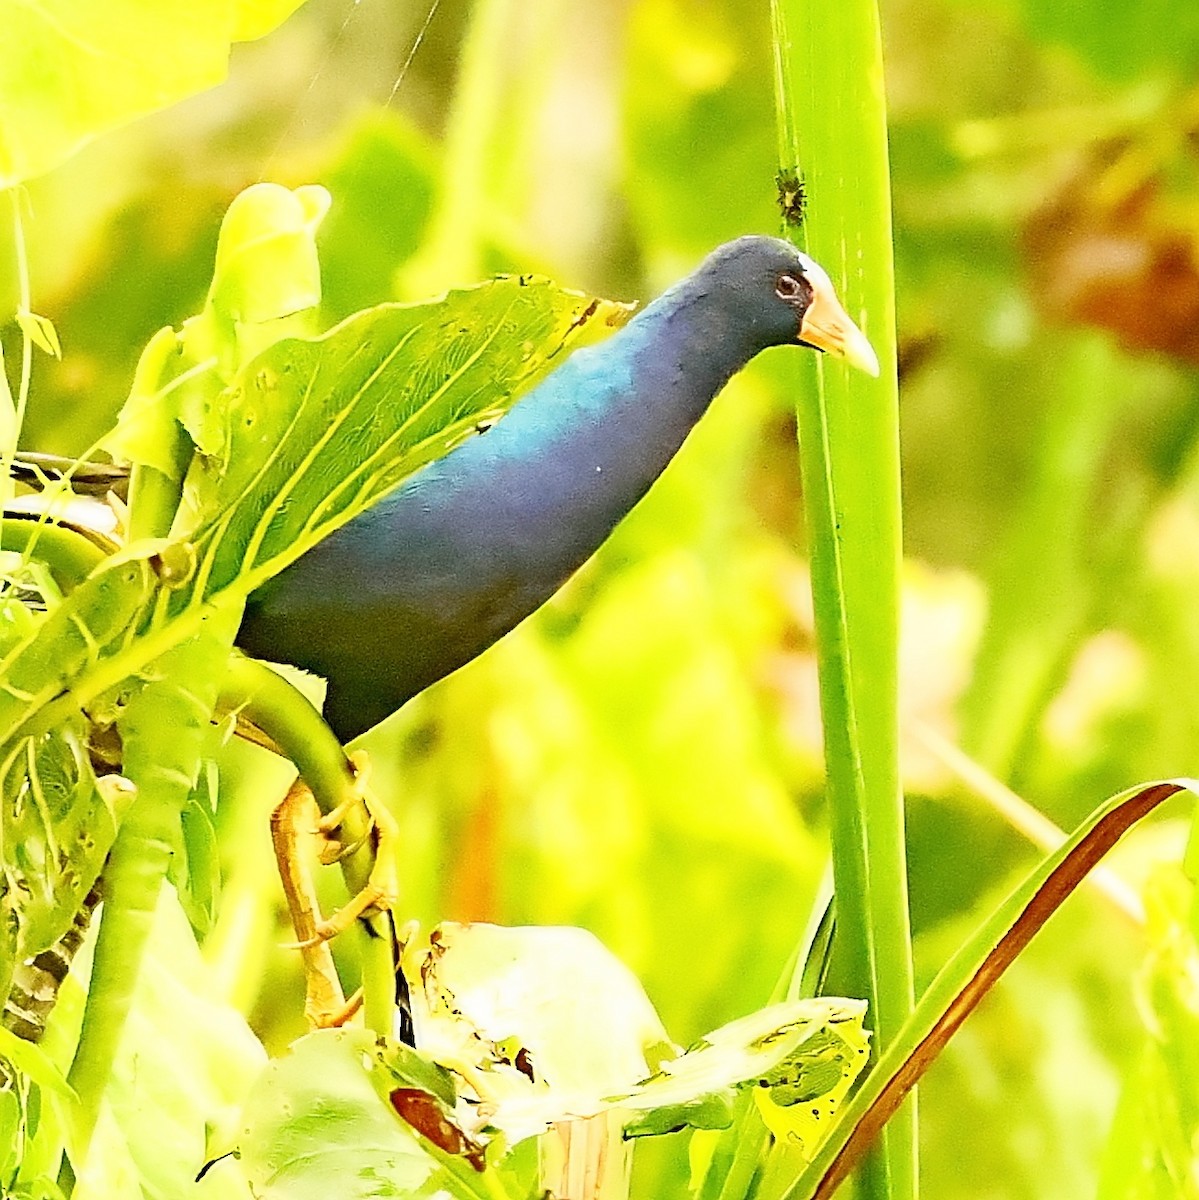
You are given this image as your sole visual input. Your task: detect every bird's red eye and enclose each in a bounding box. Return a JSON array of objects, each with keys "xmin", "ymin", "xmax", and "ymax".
[{"xmin": 775, "ymin": 273, "xmax": 804, "ymax": 300}]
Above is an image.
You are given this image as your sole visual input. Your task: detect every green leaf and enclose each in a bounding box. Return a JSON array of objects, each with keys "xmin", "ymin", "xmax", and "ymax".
[
  {"xmin": 0, "ymin": 0, "xmax": 309, "ymax": 187},
  {"xmin": 184, "ymin": 183, "xmax": 332, "ymax": 401},
  {"xmin": 751, "ymin": 1018, "xmax": 871, "ymax": 1160},
  {"xmin": 233, "ymin": 1028, "xmax": 501, "ymax": 1200},
  {"xmin": 772, "ymin": 0, "xmax": 911, "ymax": 1194},
  {"xmin": 0, "ymin": 551, "xmax": 161, "ymax": 747},
  {"xmin": 105, "ymin": 183, "xmax": 332, "ymax": 474},
  {"xmin": 5, "ymin": 270, "xmax": 629, "ymax": 761},
  {"xmin": 0, "ymin": 1062, "xmax": 71, "ymax": 1198},
  {"xmin": 172, "ymin": 274, "xmax": 632, "ymax": 602},
  {"xmin": 420, "ymin": 922, "xmax": 675, "ymax": 1101},
  {"xmin": 14, "ymin": 312, "xmax": 61, "ymax": 360},
  {"xmin": 230, "ymin": 930, "xmax": 862, "ymax": 1197},
  {"xmin": 619, "ymin": 1000, "xmax": 869, "ymax": 1147},
  {"xmin": 0, "ymin": 1027, "xmax": 74, "ymax": 1103},
  {"xmin": 416, "ymin": 923, "xmax": 866, "ymax": 1155},
  {"xmin": 102, "ymin": 326, "xmax": 189, "ymax": 475},
  {"xmin": 206, "ymin": 183, "xmax": 330, "ymax": 329}
]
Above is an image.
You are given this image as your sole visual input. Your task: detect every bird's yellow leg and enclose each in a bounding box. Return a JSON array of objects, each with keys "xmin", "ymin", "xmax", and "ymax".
[
  {"xmin": 305, "ymin": 751, "xmax": 402, "ymax": 943},
  {"xmin": 222, "ymin": 657, "xmax": 399, "ymax": 1036},
  {"xmin": 270, "ymin": 777, "xmax": 366, "ymax": 1027}
]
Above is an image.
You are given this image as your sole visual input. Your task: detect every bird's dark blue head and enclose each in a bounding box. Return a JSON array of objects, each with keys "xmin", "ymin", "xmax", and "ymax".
[{"xmin": 681, "ymin": 235, "xmax": 880, "ymax": 375}]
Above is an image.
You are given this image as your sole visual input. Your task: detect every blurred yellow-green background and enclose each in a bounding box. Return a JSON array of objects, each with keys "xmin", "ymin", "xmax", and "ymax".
[{"xmin": 5, "ymin": 0, "xmax": 1199, "ymax": 1195}]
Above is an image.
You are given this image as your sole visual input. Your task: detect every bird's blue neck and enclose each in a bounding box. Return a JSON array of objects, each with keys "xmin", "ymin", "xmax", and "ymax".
[{"xmin": 517, "ymin": 280, "xmax": 763, "ymax": 465}]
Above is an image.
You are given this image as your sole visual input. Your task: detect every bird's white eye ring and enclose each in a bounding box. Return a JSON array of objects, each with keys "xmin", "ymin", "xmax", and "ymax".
[{"xmin": 775, "ymin": 273, "xmax": 804, "ymax": 300}]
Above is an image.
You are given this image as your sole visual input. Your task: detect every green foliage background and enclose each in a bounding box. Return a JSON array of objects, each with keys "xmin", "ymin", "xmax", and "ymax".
[{"xmin": 4, "ymin": 0, "xmax": 1199, "ymax": 1196}]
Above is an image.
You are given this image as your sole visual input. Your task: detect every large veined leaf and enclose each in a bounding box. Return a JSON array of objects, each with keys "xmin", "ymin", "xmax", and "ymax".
[
  {"xmin": 0, "ymin": 0, "xmax": 309, "ymax": 187},
  {"xmin": 175, "ymin": 275, "xmax": 632, "ymax": 599}
]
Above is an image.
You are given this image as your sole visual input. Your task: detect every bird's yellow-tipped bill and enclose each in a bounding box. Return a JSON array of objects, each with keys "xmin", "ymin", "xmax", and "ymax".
[{"xmin": 798, "ymin": 275, "xmax": 881, "ymax": 377}]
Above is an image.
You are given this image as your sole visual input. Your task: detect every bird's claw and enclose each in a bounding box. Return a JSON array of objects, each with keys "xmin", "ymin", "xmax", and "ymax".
[
  {"xmin": 270, "ymin": 749, "xmax": 401, "ymax": 1028},
  {"xmin": 311, "ymin": 987, "xmax": 364, "ymax": 1029},
  {"xmin": 315, "ymin": 751, "xmax": 402, "ymax": 928},
  {"xmin": 312, "ymin": 749, "xmax": 374, "ymax": 861}
]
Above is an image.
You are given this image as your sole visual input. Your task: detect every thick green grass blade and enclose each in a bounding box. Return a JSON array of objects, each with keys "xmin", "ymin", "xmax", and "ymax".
[{"xmin": 771, "ymin": 0, "xmax": 914, "ymax": 1196}]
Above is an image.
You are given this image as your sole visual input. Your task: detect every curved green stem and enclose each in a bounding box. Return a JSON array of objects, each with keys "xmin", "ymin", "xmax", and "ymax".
[
  {"xmin": 219, "ymin": 654, "xmax": 397, "ymax": 1036},
  {"xmin": 0, "ymin": 517, "xmax": 108, "ymax": 588},
  {"xmin": 64, "ymin": 783, "xmax": 177, "ymax": 1152}
]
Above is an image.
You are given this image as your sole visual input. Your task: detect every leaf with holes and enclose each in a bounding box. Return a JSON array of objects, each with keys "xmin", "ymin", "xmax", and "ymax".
[{"xmin": 172, "ymin": 275, "xmax": 632, "ymax": 609}]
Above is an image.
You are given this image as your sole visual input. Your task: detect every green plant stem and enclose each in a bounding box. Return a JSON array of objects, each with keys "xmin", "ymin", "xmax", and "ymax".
[
  {"xmin": 770, "ymin": 1, "xmax": 915, "ymax": 1197},
  {"xmin": 65, "ymin": 784, "xmax": 177, "ymax": 1154},
  {"xmin": 0, "ymin": 517, "xmax": 108, "ymax": 586},
  {"xmin": 127, "ymin": 464, "xmax": 188, "ymax": 543},
  {"xmin": 219, "ymin": 654, "xmax": 397, "ymax": 1036},
  {"xmin": 64, "ymin": 608, "xmax": 241, "ymax": 1182}
]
